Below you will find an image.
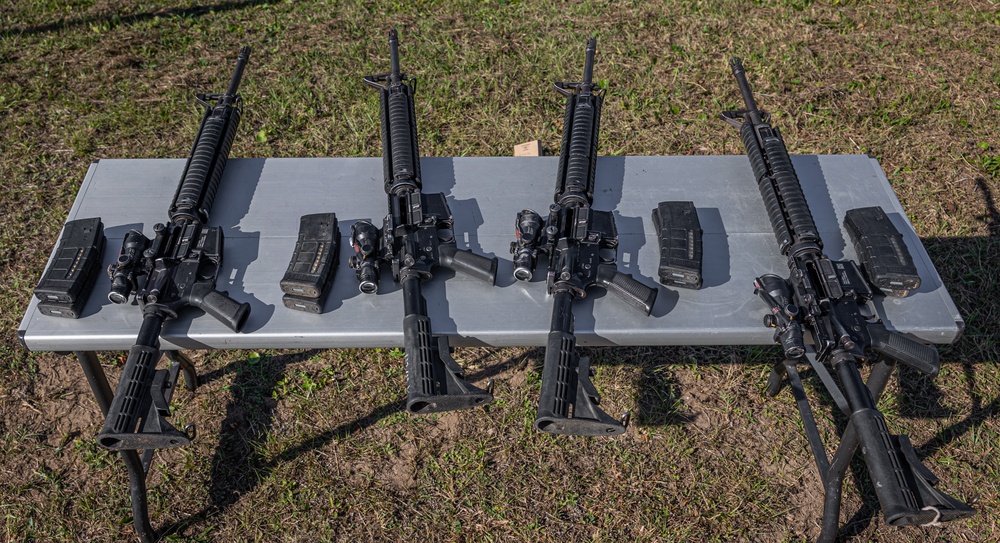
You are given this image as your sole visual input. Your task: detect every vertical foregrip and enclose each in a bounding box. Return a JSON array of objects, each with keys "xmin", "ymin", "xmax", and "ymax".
[
  {"xmin": 740, "ymin": 121, "xmax": 793, "ymax": 254},
  {"xmin": 761, "ymin": 134, "xmax": 820, "ymax": 245}
]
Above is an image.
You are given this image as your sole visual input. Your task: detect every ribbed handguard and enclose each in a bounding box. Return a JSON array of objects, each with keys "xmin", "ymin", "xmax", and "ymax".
[
  {"xmin": 438, "ymin": 244, "xmax": 498, "ymax": 285},
  {"xmin": 760, "ymin": 127, "xmax": 819, "ymax": 245},
  {"xmin": 560, "ymin": 94, "xmax": 601, "ymax": 203},
  {"xmin": 868, "ymin": 323, "xmax": 940, "ymax": 376},
  {"xmin": 99, "ymin": 344, "xmax": 161, "ymax": 449},
  {"xmin": 740, "ymin": 121, "xmax": 793, "ymax": 253},
  {"xmin": 596, "ymin": 264, "xmax": 657, "ymax": 315},
  {"xmin": 403, "ymin": 314, "xmax": 492, "ymax": 414},
  {"xmin": 387, "ymin": 90, "xmax": 418, "ymax": 181},
  {"xmin": 171, "ymin": 105, "xmax": 241, "ymax": 223}
]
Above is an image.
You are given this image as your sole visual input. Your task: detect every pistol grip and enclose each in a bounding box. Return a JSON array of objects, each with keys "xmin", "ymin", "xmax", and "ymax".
[
  {"xmin": 192, "ymin": 289, "xmax": 250, "ymax": 332},
  {"xmin": 439, "ymin": 244, "xmax": 498, "ymax": 285},
  {"xmin": 597, "ymin": 265, "xmax": 657, "ymax": 315},
  {"xmin": 868, "ymin": 323, "xmax": 939, "ymax": 376}
]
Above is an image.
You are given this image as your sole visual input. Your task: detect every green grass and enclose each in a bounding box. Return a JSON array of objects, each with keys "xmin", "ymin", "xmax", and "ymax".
[{"xmin": 2, "ymin": 1, "xmax": 999, "ymax": 542}]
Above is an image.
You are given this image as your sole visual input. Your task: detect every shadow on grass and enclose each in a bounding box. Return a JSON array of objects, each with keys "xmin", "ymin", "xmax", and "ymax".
[
  {"xmin": 146, "ymin": 175, "xmax": 1000, "ymax": 540},
  {"xmin": 910, "ymin": 176, "xmax": 1000, "ymax": 471},
  {"xmin": 2, "ymin": 1, "xmax": 271, "ymax": 39},
  {"xmin": 157, "ymin": 348, "xmax": 526, "ymax": 539},
  {"xmin": 776, "ymin": 176, "xmax": 1000, "ymax": 541}
]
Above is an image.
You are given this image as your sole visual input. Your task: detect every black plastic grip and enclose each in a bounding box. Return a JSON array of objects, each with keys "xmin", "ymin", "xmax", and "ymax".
[
  {"xmin": 194, "ymin": 290, "xmax": 250, "ymax": 333},
  {"xmin": 868, "ymin": 323, "xmax": 940, "ymax": 376},
  {"xmin": 438, "ymin": 244, "xmax": 498, "ymax": 285},
  {"xmin": 596, "ymin": 264, "xmax": 657, "ymax": 315}
]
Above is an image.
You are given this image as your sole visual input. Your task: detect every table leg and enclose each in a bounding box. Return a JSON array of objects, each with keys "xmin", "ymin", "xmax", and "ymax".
[
  {"xmin": 74, "ymin": 351, "xmax": 112, "ymax": 416},
  {"xmin": 73, "ymin": 350, "xmax": 199, "ymax": 543}
]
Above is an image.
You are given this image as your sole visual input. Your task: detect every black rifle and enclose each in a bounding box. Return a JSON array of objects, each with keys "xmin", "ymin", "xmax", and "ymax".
[
  {"xmin": 510, "ymin": 38, "xmax": 658, "ymax": 436},
  {"xmin": 100, "ymin": 47, "xmax": 252, "ymax": 451},
  {"xmin": 722, "ymin": 57, "xmax": 973, "ymax": 539},
  {"xmin": 350, "ymin": 29, "xmax": 498, "ymax": 414}
]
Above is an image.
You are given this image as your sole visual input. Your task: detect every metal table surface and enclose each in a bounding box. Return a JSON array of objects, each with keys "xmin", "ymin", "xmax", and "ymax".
[{"xmin": 18, "ymin": 155, "xmax": 962, "ymax": 352}]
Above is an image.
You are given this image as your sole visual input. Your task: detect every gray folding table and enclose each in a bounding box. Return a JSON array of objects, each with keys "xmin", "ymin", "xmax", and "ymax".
[
  {"xmin": 19, "ymin": 155, "xmax": 962, "ymax": 350},
  {"xmin": 17, "ymin": 155, "xmax": 963, "ymax": 541}
]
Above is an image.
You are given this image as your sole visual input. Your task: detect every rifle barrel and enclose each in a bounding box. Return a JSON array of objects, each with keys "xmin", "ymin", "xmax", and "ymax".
[
  {"xmin": 582, "ymin": 37, "xmax": 596, "ymax": 88},
  {"xmin": 729, "ymin": 57, "xmax": 763, "ymax": 123},
  {"xmin": 225, "ymin": 46, "xmax": 251, "ymax": 99},
  {"xmin": 389, "ymin": 29, "xmax": 401, "ymax": 85}
]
